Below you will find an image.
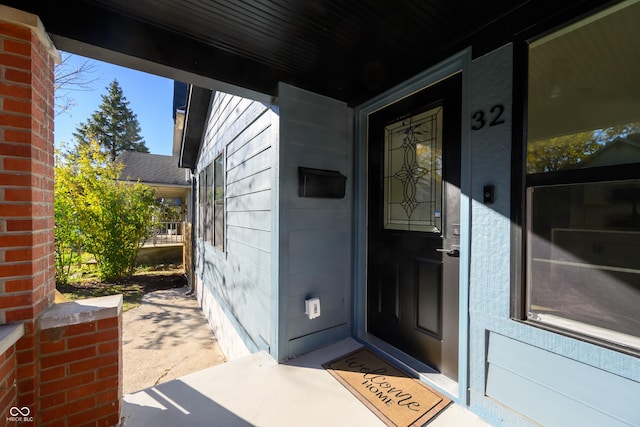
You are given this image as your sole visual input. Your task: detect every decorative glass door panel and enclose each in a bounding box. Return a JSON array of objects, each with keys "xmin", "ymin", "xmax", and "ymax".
[
  {"xmin": 367, "ymin": 73, "xmax": 461, "ymax": 380},
  {"xmin": 383, "ymin": 107, "xmax": 443, "ymax": 232}
]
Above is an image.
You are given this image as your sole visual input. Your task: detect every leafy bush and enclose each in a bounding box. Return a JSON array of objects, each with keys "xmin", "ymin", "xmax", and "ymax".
[{"xmin": 55, "ymin": 141, "xmax": 158, "ymax": 282}]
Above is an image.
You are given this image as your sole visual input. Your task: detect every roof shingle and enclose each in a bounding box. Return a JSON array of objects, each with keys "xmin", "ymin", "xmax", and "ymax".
[{"xmin": 117, "ymin": 151, "xmax": 190, "ymax": 186}]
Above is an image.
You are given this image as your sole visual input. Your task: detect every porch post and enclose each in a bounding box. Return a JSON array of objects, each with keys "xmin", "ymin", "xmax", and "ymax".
[{"xmin": 0, "ymin": 3, "xmax": 59, "ymax": 416}]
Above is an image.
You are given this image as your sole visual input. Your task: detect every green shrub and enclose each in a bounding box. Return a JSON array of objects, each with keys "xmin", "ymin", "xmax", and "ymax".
[{"xmin": 55, "ymin": 141, "xmax": 158, "ymax": 282}]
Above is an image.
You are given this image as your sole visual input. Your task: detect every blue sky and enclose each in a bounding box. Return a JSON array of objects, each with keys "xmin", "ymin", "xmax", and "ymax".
[{"xmin": 54, "ymin": 53, "xmax": 175, "ymax": 156}]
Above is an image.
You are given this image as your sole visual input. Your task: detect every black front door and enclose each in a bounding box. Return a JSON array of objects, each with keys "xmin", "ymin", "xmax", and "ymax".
[{"xmin": 366, "ymin": 73, "xmax": 462, "ymax": 380}]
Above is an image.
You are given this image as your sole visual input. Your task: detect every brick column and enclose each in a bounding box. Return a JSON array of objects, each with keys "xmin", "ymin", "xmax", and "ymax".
[
  {"xmin": 0, "ymin": 324, "xmax": 25, "ymax": 426},
  {"xmin": 0, "ymin": 4, "xmax": 59, "ymax": 417},
  {"xmin": 38, "ymin": 296, "xmax": 123, "ymax": 427},
  {"xmin": 0, "ymin": 345, "xmax": 17, "ymax": 424}
]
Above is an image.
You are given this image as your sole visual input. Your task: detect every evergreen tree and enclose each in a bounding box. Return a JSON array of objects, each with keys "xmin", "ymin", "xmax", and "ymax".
[{"xmin": 73, "ymin": 79, "xmax": 149, "ymax": 160}]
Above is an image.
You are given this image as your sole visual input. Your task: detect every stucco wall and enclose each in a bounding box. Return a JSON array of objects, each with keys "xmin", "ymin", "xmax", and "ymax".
[{"xmin": 467, "ymin": 43, "xmax": 640, "ymax": 427}]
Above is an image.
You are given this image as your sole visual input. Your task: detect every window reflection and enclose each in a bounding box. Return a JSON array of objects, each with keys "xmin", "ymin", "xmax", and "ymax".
[
  {"xmin": 527, "ymin": 181, "xmax": 640, "ymax": 346},
  {"xmin": 525, "ymin": 0, "xmax": 640, "ymax": 351},
  {"xmin": 527, "ymin": 127, "xmax": 640, "ymax": 173}
]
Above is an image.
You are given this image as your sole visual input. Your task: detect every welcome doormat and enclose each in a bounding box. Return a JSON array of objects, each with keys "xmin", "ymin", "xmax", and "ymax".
[{"xmin": 323, "ymin": 348, "xmax": 451, "ymax": 427}]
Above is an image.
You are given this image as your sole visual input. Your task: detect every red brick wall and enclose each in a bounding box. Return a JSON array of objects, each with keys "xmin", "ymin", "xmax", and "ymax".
[
  {"xmin": 0, "ymin": 14, "xmax": 56, "ymax": 413},
  {"xmin": 1, "ymin": 10, "xmax": 123, "ymax": 426},
  {"xmin": 39, "ymin": 315, "xmax": 122, "ymax": 427},
  {"xmin": 0, "ymin": 345, "xmax": 18, "ymax": 427},
  {"xmin": 0, "ymin": 17, "xmax": 56, "ymax": 324}
]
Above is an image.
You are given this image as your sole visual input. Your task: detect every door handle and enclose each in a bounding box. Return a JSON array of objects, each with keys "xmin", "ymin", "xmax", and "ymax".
[{"xmin": 436, "ymin": 247, "xmax": 460, "ymax": 257}]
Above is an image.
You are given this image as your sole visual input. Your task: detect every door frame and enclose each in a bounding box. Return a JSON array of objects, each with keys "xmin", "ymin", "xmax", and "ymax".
[{"xmin": 353, "ymin": 49, "xmax": 472, "ymax": 404}]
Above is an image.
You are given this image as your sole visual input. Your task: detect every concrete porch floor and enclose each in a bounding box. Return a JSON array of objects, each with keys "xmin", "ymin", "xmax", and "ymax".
[{"xmin": 121, "ymin": 338, "xmax": 490, "ymax": 426}]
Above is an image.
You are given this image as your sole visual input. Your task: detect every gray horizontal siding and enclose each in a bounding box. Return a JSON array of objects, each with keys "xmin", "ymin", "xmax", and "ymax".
[
  {"xmin": 225, "ymin": 250, "xmax": 271, "ymax": 291},
  {"xmin": 226, "ymin": 168, "xmax": 271, "ymax": 198},
  {"xmin": 226, "ymin": 189, "xmax": 271, "ymax": 212},
  {"xmin": 288, "ymin": 229, "xmax": 349, "ymax": 276},
  {"xmin": 226, "ymin": 147, "xmax": 271, "ymax": 184},
  {"xmin": 227, "ymin": 226, "xmax": 271, "ymax": 253},
  {"xmin": 195, "ymin": 91, "xmax": 276, "ymax": 355},
  {"xmin": 227, "ymin": 125, "xmax": 272, "ymax": 170},
  {"xmin": 286, "ymin": 208, "xmax": 348, "ymax": 231},
  {"xmin": 227, "ymin": 210, "xmax": 271, "ymax": 231},
  {"xmin": 277, "ymin": 82, "xmax": 352, "ymax": 359}
]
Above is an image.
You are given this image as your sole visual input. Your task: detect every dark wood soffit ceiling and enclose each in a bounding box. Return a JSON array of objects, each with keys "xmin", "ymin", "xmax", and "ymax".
[{"xmin": 6, "ymin": 0, "xmax": 609, "ymax": 106}]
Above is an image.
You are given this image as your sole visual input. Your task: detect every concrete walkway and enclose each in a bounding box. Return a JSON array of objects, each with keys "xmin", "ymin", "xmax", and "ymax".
[
  {"xmin": 121, "ymin": 338, "xmax": 491, "ymax": 427},
  {"xmin": 122, "ymin": 288, "xmax": 226, "ymax": 394}
]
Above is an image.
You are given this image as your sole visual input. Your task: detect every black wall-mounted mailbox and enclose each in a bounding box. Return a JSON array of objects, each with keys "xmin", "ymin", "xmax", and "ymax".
[{"xmin": 298, "ymin": 167, "xmax": 346, "ymax": 199}]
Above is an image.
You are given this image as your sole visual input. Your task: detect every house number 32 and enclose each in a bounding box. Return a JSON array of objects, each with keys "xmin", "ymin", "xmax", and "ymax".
[{"xmin": 471, "ymin": 104, "xmax": 506, "ymax": 130}]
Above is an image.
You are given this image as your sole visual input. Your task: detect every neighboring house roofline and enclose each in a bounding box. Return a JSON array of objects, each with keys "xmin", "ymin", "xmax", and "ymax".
[
  {"xmin": 117, "ymin": 151, "xmax": 191, "ymax": 187},
  {"xmin": 179, "ymin": 85, "xmax": 213, "ymax": 170},
  {"xmin": 581, "ymin": 135, "xmax": 640, "ymax": 168},
  {"xmin": 119, "ymin": 180, "xmax": 190, "ymax": 189},
  {"xmin": 602, "ymin": 135, "xmax": 640, "ymax": 151}
]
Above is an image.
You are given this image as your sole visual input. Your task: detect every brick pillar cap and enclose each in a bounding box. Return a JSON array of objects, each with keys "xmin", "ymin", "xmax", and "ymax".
[
  {"xmin": 0, "ymin": 5, "xmax": 61, "ymax": 64},
  {"xmin": 0, "ymin": 323, "xmax": 25, "ymax": 354},
  {"xmin": 39, "ymin": 295, "xmax": 123, "ymax": 330}
]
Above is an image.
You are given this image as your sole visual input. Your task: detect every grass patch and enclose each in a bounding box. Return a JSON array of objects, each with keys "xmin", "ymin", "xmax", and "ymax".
[
  {"xmin": 57, "ymin": 263, "xmax": 187, "ymax": 312},
  {"xmin": 59, "ymin": 282, "xmax": 145, "ymax": 311}
]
